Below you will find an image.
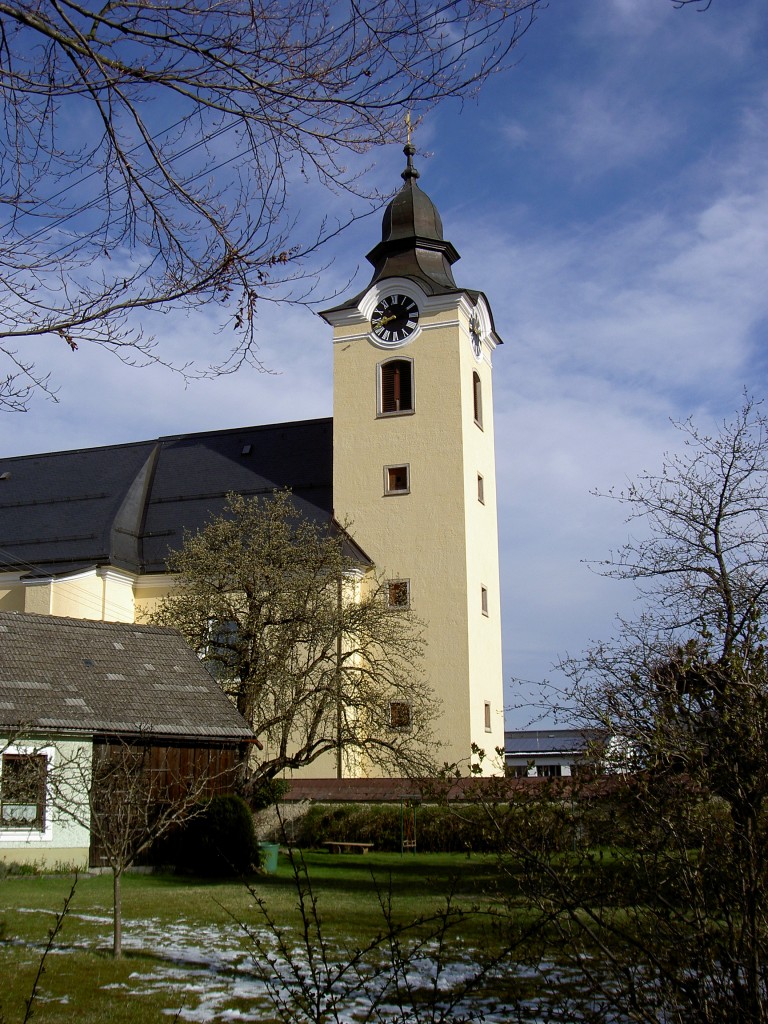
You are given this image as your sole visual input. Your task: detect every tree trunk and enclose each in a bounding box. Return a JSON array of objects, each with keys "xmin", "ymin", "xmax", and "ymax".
[
  {"xmin": 731, "ymin": 799, "xmax": 765, "ymax": 1023},
  {"xmin": 113, "ymin": 868, "xmax": 123, "ymax": 959}
]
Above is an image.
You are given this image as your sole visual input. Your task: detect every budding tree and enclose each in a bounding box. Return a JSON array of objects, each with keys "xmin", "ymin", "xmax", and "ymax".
[
  {"xmin": 150, "ymin": 490, "xmax": 437, "ymax": 782},
  {"xmin": 0, "ymin": 0, "xmax": 540, "ymax": 411}
]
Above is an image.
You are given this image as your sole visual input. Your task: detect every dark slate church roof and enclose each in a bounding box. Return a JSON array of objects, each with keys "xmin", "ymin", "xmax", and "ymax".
[
  {"xmin": 0, "ymin": 611, "xmax": 254, "ymax": 741},
  {"xmin": 0, "ymin": 417, "xmax": 337, "ymax": 579}
]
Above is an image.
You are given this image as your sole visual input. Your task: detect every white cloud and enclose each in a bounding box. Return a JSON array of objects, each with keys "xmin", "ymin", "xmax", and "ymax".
[
  {"xmin": 498, "ymin": 119, "xmax": 529, "ymax": 149},
  {"xmin": 550, "ymin": 87, "xmax": 676, "ymax": 172}
]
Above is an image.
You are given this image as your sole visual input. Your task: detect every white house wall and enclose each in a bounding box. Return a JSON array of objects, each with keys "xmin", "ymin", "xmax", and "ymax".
[{"xmin": 0, "ymin": 738, "xmax": 92, "ymax": 869}]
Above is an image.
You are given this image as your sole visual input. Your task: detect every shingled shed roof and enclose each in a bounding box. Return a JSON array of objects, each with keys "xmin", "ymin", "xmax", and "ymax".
[
  {"xmin": 0, "ymin": 612, "xmax": 254, "ymax": 742},
  {"xmin": 0, "ymin": 417, "xmax": 336, "ymax": 578}
]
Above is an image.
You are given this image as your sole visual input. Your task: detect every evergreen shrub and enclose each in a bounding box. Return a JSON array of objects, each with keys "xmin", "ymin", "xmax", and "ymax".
[{"xmin": 173, "ymin": 794, "xmax": 260, "ymax": 876}]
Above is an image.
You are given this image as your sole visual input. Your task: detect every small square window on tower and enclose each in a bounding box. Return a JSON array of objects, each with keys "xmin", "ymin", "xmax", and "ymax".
[
  {"xmin": 384, "ymin": 464, "xmax": 410, "ymax": 495},
  {"xmin": 481, "ymin": 585, "xmax": 489, "ymax": 616},
  {"xmin": 389, "ymin": 701, "xmax": 412, "ymax": 730},
  {"xmin": 387, "ymin": 579, "xmax": 410, "ymax": 609}
]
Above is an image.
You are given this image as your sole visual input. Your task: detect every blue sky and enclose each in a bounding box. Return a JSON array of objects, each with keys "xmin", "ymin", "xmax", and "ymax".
[{"xmin": 4, "ymin": 0, "xmax": 768, "ymax": 726}]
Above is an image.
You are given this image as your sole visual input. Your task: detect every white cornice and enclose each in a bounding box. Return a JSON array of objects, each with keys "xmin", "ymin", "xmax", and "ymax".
[
  {"xmin": 133, "ymin": 573, "xmax": 180, "ymax": 592},
  {"xmin": 96, "ymin": 567, "xmax": 137, "ymax": 585}
]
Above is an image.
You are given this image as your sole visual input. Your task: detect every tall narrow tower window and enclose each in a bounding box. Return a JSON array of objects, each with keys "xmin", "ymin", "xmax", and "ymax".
[
  {"xmin": 380, "ymin": 359, "xmax": 414, "ymax": 415},
  {"xmin": 473, "ymin": 372, "xmax": 483, "ymax": 428}
]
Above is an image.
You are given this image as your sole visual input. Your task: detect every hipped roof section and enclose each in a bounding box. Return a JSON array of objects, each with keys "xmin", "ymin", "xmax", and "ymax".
[{"xmin": 0, "ymin": 417, "xmax": 370, "ymax": 578}]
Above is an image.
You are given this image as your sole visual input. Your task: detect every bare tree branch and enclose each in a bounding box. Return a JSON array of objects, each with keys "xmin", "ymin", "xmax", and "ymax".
[
  {"xmin": 49, "ymin": 737, "xmax": 223, "ymax": 957},
  {"xmin": 0, "ymin": 0, "xmax": 540, "ymax": 410}
]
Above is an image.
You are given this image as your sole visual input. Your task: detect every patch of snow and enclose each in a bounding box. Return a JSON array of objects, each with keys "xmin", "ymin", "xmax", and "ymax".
[{"xmin": 15, "ymin": 910, "xmax": 531, "ymax": 1021}]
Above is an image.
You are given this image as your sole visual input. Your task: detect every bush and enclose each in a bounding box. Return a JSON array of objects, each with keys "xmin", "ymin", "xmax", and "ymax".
[
  {"xmin": 290, "ymin": 802, "xmax": 510, "ymax": 853},
  {"xmin": 173, "ymin": 795, "xmax": 260, "ymax": 877}
]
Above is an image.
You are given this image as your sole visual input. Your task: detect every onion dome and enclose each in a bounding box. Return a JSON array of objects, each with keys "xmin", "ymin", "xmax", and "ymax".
[{"xmin": 365, "ymin": 143, "xmax": 460, "ymax": 294}]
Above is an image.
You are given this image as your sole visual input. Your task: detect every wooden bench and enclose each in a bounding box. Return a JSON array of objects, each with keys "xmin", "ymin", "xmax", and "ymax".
[{"xmin": 323, "ymin": 841, "xmax": 374, "ymax": 855}]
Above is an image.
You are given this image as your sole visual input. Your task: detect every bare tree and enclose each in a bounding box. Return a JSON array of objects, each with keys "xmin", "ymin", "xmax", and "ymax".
[
  {"xmin": 494, "ymin": 399, "xmax": 768, "ymax": 1023},
  {"xmin": 0, "ymin": 0, "xmax": 540, "ymax": 411},
  {"xmin": 149, "ymin": 489, "xmax": 438, "ymax": 782},
  {"xmin": 50, "ymin": 738, "xmax": 222, "ymax": 957}
]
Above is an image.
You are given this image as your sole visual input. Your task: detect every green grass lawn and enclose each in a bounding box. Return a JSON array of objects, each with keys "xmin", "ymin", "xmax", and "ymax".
[{"xmin": 0, "ymin": 851, "xmax": 516, "ymax": 1023}]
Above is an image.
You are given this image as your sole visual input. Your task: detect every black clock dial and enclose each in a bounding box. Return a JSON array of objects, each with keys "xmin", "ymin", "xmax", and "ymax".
[{"xmin": 371, "ymin": 294, "xmax": 419, "ymax": 343}]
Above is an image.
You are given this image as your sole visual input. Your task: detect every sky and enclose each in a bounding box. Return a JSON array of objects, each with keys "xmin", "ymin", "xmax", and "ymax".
[{"xmin": 4, "ymin": 0, "xmax": 768, "ymax": 727}]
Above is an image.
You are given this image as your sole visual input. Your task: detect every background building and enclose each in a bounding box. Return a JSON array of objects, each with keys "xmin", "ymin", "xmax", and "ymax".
[{"xmin": 504, "ymin": 729, "xmax": 604, "ymax": 778}]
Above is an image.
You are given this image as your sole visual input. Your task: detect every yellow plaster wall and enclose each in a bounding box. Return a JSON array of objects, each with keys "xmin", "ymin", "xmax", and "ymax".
[
  {"xmin": 99, "ymin": 571, "xmax": 137, "ymax": 622},
  {"xmin": 134, "ymin": 576, "xmax": 174, "ymax": 621},
  {"xmin": 458, "ymin": 328, "xmax": 505, "ymax": 764},
  {"xmin": 49, "ymin": 573, "xmax": 106, "ymax": 620},
  {"xmin": 0, "ymin": 581, "xmax": 25, "ymax": 611},
  {"xmin": 0, "ymin": 845, "xmax": 89, "ymax": 869},
  {"xmin": 0, "ymin": 570, "xmax": 138, "ymax": 623},
  {"xmin": 22, "ymin": 580, "xmax": 53, "ymax": 615}
]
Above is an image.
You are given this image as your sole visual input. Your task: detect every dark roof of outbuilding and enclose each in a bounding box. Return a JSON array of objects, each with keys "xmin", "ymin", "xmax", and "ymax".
[
  {"xmin": 0, "ymin": 611, "xmax": 254, "ymax": 741},
  {"xmin": 0, "ymin": 417, "xmax": 349, "ymax": 578},
  {"xmin": 504, "ymin": 729, "xmax": 604, "ymax": 757}
]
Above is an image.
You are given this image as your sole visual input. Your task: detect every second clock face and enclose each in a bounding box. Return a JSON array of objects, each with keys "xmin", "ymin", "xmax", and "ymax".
[
  {"xmin": 371, "ymin": 294, "xmax": 420, "ymax": 345},
  {"xmin": 469, "ymin": 313, "xmax": 483, "ymax": 360}
]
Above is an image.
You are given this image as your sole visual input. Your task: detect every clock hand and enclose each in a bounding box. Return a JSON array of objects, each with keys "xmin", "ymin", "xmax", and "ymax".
[{"xmin": 373, "ymin": 314, "xmax": 397, "ymax": 327}]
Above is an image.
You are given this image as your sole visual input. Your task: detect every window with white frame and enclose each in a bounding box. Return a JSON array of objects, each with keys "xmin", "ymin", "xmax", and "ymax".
[
  {"xmin": 472, "ymin": 371, "xmax": 483, "ymax": 428},
  {"xmin": 1, "ymin": 752, "xmax": 47, "ymax": 829},
  {"xmin": 384, "ymin": 464, "xmax": 410, "ymax": 495}
]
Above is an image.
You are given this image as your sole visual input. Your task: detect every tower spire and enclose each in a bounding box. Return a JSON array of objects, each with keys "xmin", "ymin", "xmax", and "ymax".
[
  {"xmin": 402, "ymin": 113, "xmax": 420, "ymax": 182},
  {"xmin": 401, "ymin": 141, "xmax": 420, "ymax": 183},
  {"xmin": 364, "ymin": 137, "xmax": 459, "ymax": 294}
]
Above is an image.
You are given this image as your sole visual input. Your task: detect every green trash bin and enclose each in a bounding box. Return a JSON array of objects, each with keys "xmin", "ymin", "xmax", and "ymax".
[{"xmin": 258, "ymin": 841, "xmax": 279, "ymax": 874}]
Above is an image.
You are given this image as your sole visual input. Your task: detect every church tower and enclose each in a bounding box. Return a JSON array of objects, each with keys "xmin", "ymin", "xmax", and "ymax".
[{"xmin": 321, "ymin": 145, "xmax": 505, "ymax": 774}]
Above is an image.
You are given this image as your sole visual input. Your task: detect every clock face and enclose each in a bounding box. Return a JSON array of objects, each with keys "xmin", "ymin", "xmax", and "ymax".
[
  {"xmin": 371, "ymin": 294, "xmax": 420, "ymax": 345},
  {"xmin": 469, "ymin": 314, "xmax": 483, "ymax": 360}
]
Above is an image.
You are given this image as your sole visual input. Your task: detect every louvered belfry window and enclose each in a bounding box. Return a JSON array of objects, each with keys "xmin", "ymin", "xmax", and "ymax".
[
  {"xmin": 380, "ymin": 359, "xmax": 413, "ymax": 414},
  {"xmin": 473, "ymin": 371, "xmax": 483, "ymax": 427}
]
